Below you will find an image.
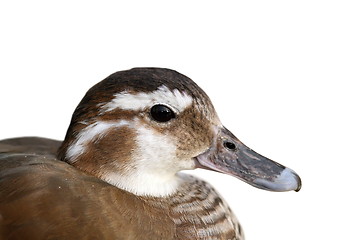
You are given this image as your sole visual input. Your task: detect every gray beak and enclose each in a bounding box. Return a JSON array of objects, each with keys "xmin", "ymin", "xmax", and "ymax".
[{"xmin": 194, "ymin": 127, "xmax": 302, "ymax": 192}]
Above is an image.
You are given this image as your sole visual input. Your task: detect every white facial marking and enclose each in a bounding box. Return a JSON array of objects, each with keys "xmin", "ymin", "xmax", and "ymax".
[
  {"xmin": 103, "ymin": 120, "xmax": 195, "ymax": 197},
  {"xmin": 66, "ymin": 120, "xmax": 131, "ymax": 162},
  {"xmin": 66, "ymin": 85, "xmax": 197, "ymax": 197},
  {"xmin": 100, "ymin": 85, "xmax": 193, "ymax": 113},
  {"xmin": 69, "ymin": 118, "xmax": 194, "ymax": 197}
]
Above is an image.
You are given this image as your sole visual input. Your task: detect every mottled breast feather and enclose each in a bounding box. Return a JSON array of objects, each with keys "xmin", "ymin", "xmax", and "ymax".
[{"xmin": 145, "ymin": 174, "xmax": 244, "ymax": 240}]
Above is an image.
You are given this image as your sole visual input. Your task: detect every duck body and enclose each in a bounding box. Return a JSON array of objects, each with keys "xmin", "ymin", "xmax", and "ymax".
[
  {"xmin": 0, "ymin": 68, "xmax": 301, "ymax": 240},
  {"xmin": 0, "ymin": 137, "xmax": 241, "ymax": 240}
]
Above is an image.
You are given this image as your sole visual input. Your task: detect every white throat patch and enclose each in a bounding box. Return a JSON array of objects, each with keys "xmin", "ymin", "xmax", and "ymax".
[{"xmin": 100, "ymin": 85, "xmax": 193, "ymax": 113}]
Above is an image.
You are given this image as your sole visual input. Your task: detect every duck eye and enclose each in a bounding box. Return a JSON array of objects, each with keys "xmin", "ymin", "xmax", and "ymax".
[{"xmin": 150, "ymin": 104, "xmax": 176, "ymax": 122}]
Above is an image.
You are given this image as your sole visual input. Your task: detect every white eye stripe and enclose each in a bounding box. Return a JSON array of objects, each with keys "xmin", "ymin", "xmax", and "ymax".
[
  {"xmin": 66, "ymin": 120, "xmax": 131, "ymax": 162},
  {"xmin": 100, "ymin": 85, "xmax": 193, "ymax": 113}
]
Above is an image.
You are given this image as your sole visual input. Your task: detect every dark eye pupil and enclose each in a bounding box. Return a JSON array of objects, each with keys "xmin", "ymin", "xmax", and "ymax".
[{"xmin": 150, "ymin": 105, "xmax": 175, "ymax": 122}]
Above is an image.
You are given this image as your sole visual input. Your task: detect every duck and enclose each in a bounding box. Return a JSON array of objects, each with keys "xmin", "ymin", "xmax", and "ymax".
[{"xmin": 0, "ymin": 68, "xmax": 301, "ymax": 240}]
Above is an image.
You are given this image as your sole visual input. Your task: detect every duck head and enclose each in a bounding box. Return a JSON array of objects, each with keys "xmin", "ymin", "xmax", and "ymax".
[{"xmin": 58, "ymin": 68, "xmax": 301, "ymax": 197}]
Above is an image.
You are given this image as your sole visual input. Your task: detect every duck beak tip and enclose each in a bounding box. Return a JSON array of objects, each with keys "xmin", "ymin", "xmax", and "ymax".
[{"xmin": 253, "ymin": 167, "xmax": 302, "ymax": 192}]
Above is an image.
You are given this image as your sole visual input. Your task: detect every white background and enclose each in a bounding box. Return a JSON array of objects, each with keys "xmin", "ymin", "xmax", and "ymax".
[{"xmin": 1, "ymin": 1, "xmax": 359, "ymax": 239}]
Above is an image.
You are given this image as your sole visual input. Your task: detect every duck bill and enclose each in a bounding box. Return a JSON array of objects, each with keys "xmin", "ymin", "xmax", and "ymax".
[{"xmin": 194, "ymin": 127, "xmax": 301, "ymax": 192}]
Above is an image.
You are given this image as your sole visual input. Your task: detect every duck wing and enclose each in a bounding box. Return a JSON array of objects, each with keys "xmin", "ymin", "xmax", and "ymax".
[{"xmin": 0, "ymin": 137, "xmax": 175, "ymax": 240}]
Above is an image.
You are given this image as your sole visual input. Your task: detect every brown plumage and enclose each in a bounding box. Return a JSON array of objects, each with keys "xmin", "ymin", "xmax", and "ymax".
[
  {"xmin": 0, "ymin": 137, "xmax": 241, "ymax": 240},
  {"xmin": 0, "ymin": 68, "xmax": 301, "ymax": 240}
]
